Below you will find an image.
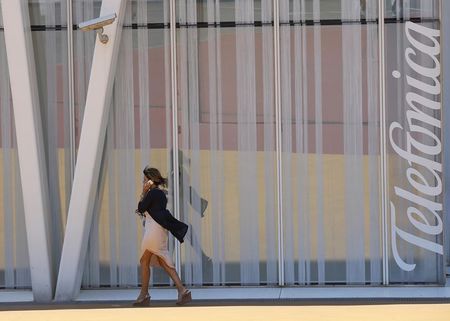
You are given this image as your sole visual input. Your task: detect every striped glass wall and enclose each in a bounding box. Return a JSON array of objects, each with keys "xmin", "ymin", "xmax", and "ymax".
[{"xmin": 0, "ymin": 0, "xmax": 446, "ymax": 290}]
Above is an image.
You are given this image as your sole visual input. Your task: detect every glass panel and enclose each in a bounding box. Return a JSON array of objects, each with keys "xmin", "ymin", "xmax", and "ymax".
[
  {"xmin": 28, "ymin": 0, "xmax": 71, "ymax": 274},
  {"xmin": 130, "ymin": 0, "xmax": 166, "ymax": 24},
  {"xmin": 176, "ymin": 0, "xmax": 279, "ymax": 286},
  {"xmin": 80, "ymin": 0, "xmax": 174, "ymax": 287},
  {"xmin": 444, "ymin": 1, "xmax": 450, "ymax": 268},
  {"xmin": 385, "ymin": 0, "xmax": 444, "ymax": 284},
  {"xmin": 385, "ymin": 0, "xmax": 438, "ymax": 19},
  {"xmin": 0, "ymin": 3, "xmax": 31, "ymax": 289},
  {"xmin": 193, "ymin": 0, "xmax": 346, "ymax": 24},
  {"xmin": 298, "ymin": 0, "xmax": 342, "ymax": 20},
  {"xmin": 281, "ymin": 0, "xmax": 382, "ymax": 285},
  {"xmin": 72, "ymin": 0, "xmax": 98, "ymax": 149}
]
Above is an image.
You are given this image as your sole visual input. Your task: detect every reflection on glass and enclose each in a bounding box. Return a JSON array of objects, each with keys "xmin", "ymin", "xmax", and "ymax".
[
  {"xmin": 0, "ymin": 0, "xmax": 71, "ymax": 289},
  {"xmin": 180, "ymin": 0, "xmax": 365, "ymax": 24},
  {"xmin": 385, "ymin": 0, "xmax": 439, "ymax": 19},
  {"xmin": 281, "ymin": 0, "xmax": 382, "ymax": 285},
  {"xmin": 385, "ymin": 0, "xmax": 443, "ymax": 284},
  {"xmin": 0, "ymin": 0, "xmax": 446, "ymax": 290},
  {"xmin": 0, "ymin": 27, "xmax": 30, "ymax": 289},
  {"xmin": 177, "ymin": 0, "xmax": 279, "ymax": 286},
  {"xmin": 78, "ymin": 0, "xmax": 174, "ymax": 288},
  {"xmin": 29, "ymin": 0, "xmax": 70, "ymax": 283}
]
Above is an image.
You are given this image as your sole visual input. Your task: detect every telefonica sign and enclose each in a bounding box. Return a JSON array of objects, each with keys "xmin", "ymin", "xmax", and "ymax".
[{"xmin": 389, "ymin": 21, "xmax": 442, "ymax": 272}]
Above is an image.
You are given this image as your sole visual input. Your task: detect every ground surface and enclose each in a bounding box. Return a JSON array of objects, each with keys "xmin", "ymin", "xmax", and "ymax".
[{"xmin": 1, "ymin": 300, "xmax": 450, "ymax": 321}]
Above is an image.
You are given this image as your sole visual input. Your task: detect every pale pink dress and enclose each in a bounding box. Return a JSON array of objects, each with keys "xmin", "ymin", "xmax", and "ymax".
[{"xmin": 140, "ymin": 213, "xmax": 175, "ymax": 268}]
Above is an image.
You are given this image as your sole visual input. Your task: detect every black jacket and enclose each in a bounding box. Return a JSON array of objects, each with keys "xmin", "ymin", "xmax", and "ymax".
[{"xmin": 137, "ymin": 188, "xmax": 188, "ymax": 243}]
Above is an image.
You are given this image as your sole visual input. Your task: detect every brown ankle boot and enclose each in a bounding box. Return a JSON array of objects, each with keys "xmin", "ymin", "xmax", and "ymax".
[
  {"xmin": 133, "ymin": 293, "xmax": 150, "ymax": 307},
  {"xmin": 176, "ymin": 289, "xmax": 192, "ymax": 306}
]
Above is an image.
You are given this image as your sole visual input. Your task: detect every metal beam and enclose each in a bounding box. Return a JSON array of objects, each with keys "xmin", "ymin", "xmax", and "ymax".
[
  {"xmin": 169, "ymin": 0, "xmax": 181, "ymax": 277},
  {"xmin": 378, "ymin": 0, "xmax": 389, "ymax": 285},
  {"xmin": 67, "ymin": 0, "xmax": 76, "ymax": 181},
  {"xmin": 273, "ymin": 0, "xmax": 284, "ymax": 286},
  {"xmin": 55, "ymin": 0, "xmax": 126, "ymax": 301},
  {"xmin": 442, "ymin": 0, "xmax": 450, "ymax": 269},
  {"xmin": 0, "ymin": 0, "xmax": 54, "ymax": 302}
]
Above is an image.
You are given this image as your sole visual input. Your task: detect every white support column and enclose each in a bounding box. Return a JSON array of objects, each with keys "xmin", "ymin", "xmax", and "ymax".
[
  {"xmin": 55, "ymin": 0, "xmax": 126, "ymax": 301},
  {"xmin": 67, "ymin": 0, "xmax": 76, "ymax": 180},
  {"xmin": 0, "ymin": 0, "xmax": 53, "ymax": 302},
  {"xmin": 378, "ymin": 0, "xmax": 389, "ymax": 285},
  {"xmin": 442, "ymin": 0, "xmax": 450, "ymax": 268},
  {"xmin": 273, "ymin": 0, "xmax": 284, "ymax": 287},
  {"xmin": 169, "ymin": 0, "xmax": 182, "ymax": 275}
]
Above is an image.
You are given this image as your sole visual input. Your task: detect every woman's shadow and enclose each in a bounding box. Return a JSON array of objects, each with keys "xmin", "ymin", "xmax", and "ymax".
[{"xmin": 171, "ymin": 150, "xmax": 211, "ymax": 265}]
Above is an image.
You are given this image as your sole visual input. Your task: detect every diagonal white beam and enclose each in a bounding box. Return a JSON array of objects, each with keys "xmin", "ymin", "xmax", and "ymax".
[
  {"xmin": 0, "ymin": 0, "xmax": 54, "ymax": 302},
  {"xmin": 55, "ymin": 0, "xmax": 126, "ymax": 301}
]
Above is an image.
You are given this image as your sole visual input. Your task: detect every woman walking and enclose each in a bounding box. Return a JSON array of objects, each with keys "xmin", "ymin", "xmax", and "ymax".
[{"xmin": 133, "ymin": 166, "xmax": 191, "ymax": 306}]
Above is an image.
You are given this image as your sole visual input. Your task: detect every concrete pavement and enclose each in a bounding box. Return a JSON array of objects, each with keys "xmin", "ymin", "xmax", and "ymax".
[{"xmin": 1, "ymin": 301, "xmax": 450, "ymax": 321}]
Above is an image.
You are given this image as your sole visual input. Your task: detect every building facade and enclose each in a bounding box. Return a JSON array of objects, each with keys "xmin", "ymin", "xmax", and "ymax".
[{"xmin": 0, "ymin": 0, "xmax": 448, "ymax": 301}]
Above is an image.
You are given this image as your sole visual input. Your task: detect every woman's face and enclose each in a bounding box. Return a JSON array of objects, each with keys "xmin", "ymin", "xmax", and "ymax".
[{"xmin": 143, "ymin": 176, "xmax": 152, "ymax": 185}]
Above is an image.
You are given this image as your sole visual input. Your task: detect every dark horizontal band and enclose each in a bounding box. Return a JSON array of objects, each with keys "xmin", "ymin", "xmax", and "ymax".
[{"xmin": 0, "ymin": 17, "xmax": 439, "ymax": 32}]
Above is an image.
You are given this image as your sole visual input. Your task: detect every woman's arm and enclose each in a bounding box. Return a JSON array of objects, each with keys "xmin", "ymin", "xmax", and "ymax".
[
  {"xmin": 137, "ymin": 182, "xmax": 153, "ymax": 213},
  {"xmin": 140, "ymin": 180, "xmax": 152, "ymax": 200},
  {"xmin": 137, "ymin": 191, "xmax": 152, "ymax": 214}
]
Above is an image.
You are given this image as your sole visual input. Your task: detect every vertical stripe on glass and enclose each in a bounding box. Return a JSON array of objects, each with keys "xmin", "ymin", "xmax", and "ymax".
[
  {"xmin": 236, "ymin": 0, "xmax": 260, "ymax": 285},
  {"xmin": 342, "ymin": 0, "xmax": 365, "ymax": 284}
]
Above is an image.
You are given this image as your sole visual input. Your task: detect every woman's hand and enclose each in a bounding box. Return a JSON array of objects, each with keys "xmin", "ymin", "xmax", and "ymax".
[{"xmin": 141, "ymin": 179, "xmax": 153, "ymax": 195}]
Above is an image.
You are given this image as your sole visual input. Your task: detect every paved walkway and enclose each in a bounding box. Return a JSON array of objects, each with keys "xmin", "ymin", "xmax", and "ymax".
[{"xmin": 1, "ymin": 302, "xmax": 450, "ymax": 321}]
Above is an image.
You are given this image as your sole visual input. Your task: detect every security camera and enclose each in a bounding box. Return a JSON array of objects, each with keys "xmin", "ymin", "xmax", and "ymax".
[{"xmin": 78, "ymin": 13, "xmax": 117, "ymax": 44}]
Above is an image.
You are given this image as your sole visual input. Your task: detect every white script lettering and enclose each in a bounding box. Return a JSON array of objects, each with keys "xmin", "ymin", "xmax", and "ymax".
[{"xmin": 389, "ymin": 21, "xmax": 442, "ymax": 272}]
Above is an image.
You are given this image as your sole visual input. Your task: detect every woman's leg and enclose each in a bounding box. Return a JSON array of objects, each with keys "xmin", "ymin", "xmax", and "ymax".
[
  {"xmin": 138, "ymin": 250, "xmax": 153, "ymax": 299},
  {"xmin": 157, "ymin": 257, "xmax": 186, "ymax": 294}
]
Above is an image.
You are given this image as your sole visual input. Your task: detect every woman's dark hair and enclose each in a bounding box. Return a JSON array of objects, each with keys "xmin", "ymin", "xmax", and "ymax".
[{"xmin": 143, "ymin": 166, "xmax": 168, "ymax": 187}]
